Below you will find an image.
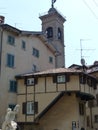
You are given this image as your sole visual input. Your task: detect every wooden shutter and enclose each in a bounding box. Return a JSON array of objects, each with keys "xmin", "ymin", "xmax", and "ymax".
[
  {"xmin": 24, "ymin": 77, "xmax": 27, "ymax": 85},
  {"xmin": 66, "ymin": 74, "xmax": 70, "ymax": 82},
  {"xmin": 53, "ymin": 75, "xmax": 57, "ymax": 83},
  {"xmin": 22, "ymin": 102, "xmax": 26, "ymax": 114},
  {"xmin": 34, "ymin": 102, "xmax": 38, "ymax": 114},
  {"xmin": 79, "ymin": 103, "xmax": 84, "ymax": 115}
]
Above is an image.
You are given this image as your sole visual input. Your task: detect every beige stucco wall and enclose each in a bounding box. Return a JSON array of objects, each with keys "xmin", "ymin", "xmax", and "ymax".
[
  {"xmin": 16, "ymin": 73, "xmax": 95, "ymax": 130},
  {"xmin": 0, "ymin": 29, "xmax": 55, "ymax": 125},
  {"xmin": 38, "ymin": 93, "xmax": 83, "ymax": 130}
]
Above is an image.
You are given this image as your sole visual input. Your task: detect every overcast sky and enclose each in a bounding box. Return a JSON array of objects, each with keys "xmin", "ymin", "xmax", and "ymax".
[{"xmin": 0, "ymin": 0, "xmax": 98, "ymax": 67}]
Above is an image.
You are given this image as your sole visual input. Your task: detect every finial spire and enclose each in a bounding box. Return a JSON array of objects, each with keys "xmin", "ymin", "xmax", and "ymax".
[{"xmin": 51, "ymin": 0, "xmax": 56, "ymax": 8}]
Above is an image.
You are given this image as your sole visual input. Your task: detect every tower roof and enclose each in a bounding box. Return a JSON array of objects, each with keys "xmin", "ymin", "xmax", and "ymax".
[{"xmin": 39, "ymin": 7, "xmax": 66, "ymax": 23}]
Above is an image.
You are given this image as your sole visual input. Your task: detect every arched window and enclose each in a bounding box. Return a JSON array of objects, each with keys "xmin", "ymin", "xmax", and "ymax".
[
  {"xmin": 46, "ymin": 27, "xmax": 53, "ymax": 38},
  {"xmin": 58, "ymin": 28, "xmax": 62, "ymax": 39}
]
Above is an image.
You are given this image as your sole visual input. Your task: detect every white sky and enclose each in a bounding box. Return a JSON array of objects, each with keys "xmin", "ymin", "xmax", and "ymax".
[{"xmin": 0, "ymin": 0, "xmax": 98, "ymax": 67}]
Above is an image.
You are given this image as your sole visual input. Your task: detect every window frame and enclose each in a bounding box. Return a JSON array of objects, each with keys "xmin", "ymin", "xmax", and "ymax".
[
  {"xmin": 22, "ymin": 101, "xmax": 38, "ymax": 115},
  {"xmin": 79, "ymin": 103, "xmax": 84, "ymax": 115},
  {"xmin": 32, "ymin": 48, "xmax": 39, "ymax": 58},
  {"xmin": 57, "ymin": 75, "xmax": 66, "ymax": 83},
  {"xmin": 95, "ymin": 115, "xmax": 98, "ymax": 123},
  {"xmin": 22, "ymin": 40, "xmax": 26, "ymax": 50},
  {"xmin": 9, "ymin": 80, "xmax": 17, "ymax": 93},
  {"xmin": 46, "ymin": 27, "xmax": 53, "ymax": 38},
  {"xmin": 7, "ymin": 53, "xmax": 15, "ymax": 68},
  {"xmin": 32, "ymin": 64, "xmax": 37, "ymax": 72},
  {"xmin": 49, "ymin": 56, "xmax": 53, "ymax": 64},
  {"xmin": 7, "ymin": 35, "xmax": 15, "ymax": 46},
  {"xmin": 26, "ymin": 78, "xmax": 35, "ymax": 86},
  {"xmin": 27, "ymin": 102, "xmax": 34, "ymax": 115},
  {"xmin": 58, "ymin": 28, "xmax": 62, "ymax": 40}
]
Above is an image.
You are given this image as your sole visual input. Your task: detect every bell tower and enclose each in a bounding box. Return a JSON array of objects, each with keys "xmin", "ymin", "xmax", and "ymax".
[{"xmin": 39, "ymin": 1, "xmax": 66, "ymax": 68}]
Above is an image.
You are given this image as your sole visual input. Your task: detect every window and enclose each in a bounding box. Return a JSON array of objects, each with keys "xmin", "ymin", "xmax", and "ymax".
[
  {"xmin": 53, "ymin": 74, "xmax": 70, "ymax": 83},
  {"xmin": 22, "ymin": 40, "xmax": 26, "ymax": 50},
  {"xmin": 49, "ymin": 56, "xmax": 53, "ymax": 64},
  {"xmin": 27, "ymin": 102, "xmax": 34, "ymax": 115},
  {"xmin": 79, "ymin": 74, "xmax": 86, "ymax": 84},
  {"xmin": 79, "ymin": 103, "xmax": 84, "ymax": 115},
  {"xmin": 32, "ymin": 48, "xmax": 39, "ymax": 58},
  {"xmin": 46, "ymin": 27, "xmax": 53, "ymax": 38},
  {"xmin": 57, "ymin": 75, "xmax": 66, "ymax": 83},
  {"xmin": 7, "ymin": 35, "xmax": 15, "ymax": 46},
  {"xmin": 7, "ymin": 54, "xmax": 15, "ymax": 68},
  {"xmin": 58, "ymin": 28, "xmax": 62, "ymax": 39},
  {"xmin": 9, "ymin": 80, "xmax": 17, "ymax": 92},
  {"xmin": 24, "ymin": 77, "xmax": 38, "ymax": 86},
  {"xmin": 27, "ymin": 78, "xmax": 34, "ymax": 86},
  {"xmin": 32, "ymin": 64, "xmax": 37, "ymax": 72},
  {"xmin": 22, "ymin": 101, "xmax": 38, "ymax": 115},
  {"xmin": 95, "ymin": 115, "xmax": 98, "ymax": 123}
]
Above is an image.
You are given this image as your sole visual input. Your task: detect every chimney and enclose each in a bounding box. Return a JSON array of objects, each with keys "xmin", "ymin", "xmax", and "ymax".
[{"xmin": 0, "ymin": 16, "xmax": 5, "ymax": 24}]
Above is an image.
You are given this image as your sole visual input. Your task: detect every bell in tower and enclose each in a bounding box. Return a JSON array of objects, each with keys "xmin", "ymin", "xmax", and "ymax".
[{"xmin": 39, "ymin": 0, "xmax": 66, "ymax": 68}]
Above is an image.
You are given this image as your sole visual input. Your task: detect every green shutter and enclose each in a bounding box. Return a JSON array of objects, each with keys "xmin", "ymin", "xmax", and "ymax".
[
  {"xmin": 12, "ymin": 55, "xmax": 14, "ymax": 67},
  {"xmin": 53, "ymin": 75, "xmax": 57, "ymax": 83},
  {"xmin": 7, "ymin": 54, "xmax": 10, "ymax": 67}
]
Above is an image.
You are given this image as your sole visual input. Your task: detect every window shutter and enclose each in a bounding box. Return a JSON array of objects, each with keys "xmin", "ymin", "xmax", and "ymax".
[
  {"xmin": 15, "ymin": 81, "xmax": 17, "ymax": 92},
  {"xmin": 24, "ymin": 77, "xmax": 27, "ymax": 85},
  {"xmin": 22, "ymin": 102, "xmax": 26, "ymax": 114},
  {"xmin": 53, "ymin": 75, "xmax": 57, "ymax": 83},
  {"xmin": 66, "ymin": 75, "xmax": 70, "ymax": 82},
  {"xmin": 12, "ymin": 55, "xmax": 14, "ymax": 67},
  {"xmin": 34, "ymin": 102, "xmax": 38, "ymax": 114},
  {"xmin": 79, "ymin": 103, "xmax": 84, "ymax": 115},
  {"xmin": 7, "ymin": 54, "xmax": 10, "ymax": 66}
]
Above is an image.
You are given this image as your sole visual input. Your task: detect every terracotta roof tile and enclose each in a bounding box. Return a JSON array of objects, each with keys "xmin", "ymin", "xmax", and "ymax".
[{"xmin": 33, "ymin": 68, "xmax": 82, "ymax": 76}]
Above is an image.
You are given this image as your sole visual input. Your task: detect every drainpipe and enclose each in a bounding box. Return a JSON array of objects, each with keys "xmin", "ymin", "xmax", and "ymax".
[{"xmin": 0, "ymin": 27, "xmax": 3, "ymax": 76}]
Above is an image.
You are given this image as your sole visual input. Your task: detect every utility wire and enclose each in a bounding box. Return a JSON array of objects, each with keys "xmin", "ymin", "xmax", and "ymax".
[{"xmin": 82, "ymin": 0, "xmax": 98, "ymax": 20}]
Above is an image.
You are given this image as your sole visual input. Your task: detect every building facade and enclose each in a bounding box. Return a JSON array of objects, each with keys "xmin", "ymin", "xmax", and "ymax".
[
  {"xmin": 16, "ymin": 68, "xmax": 97, "ymax": 130},
  {"xmin": 86, "ymin": 62, "xmax": 98, "ymax": 130},
  {"xmin": 0, "ymin": 5, "xmax": 66, "ymax": 126},
  {"xmin": 69, "ymin": 62, "xmax": 98, "ymax": 130}
]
